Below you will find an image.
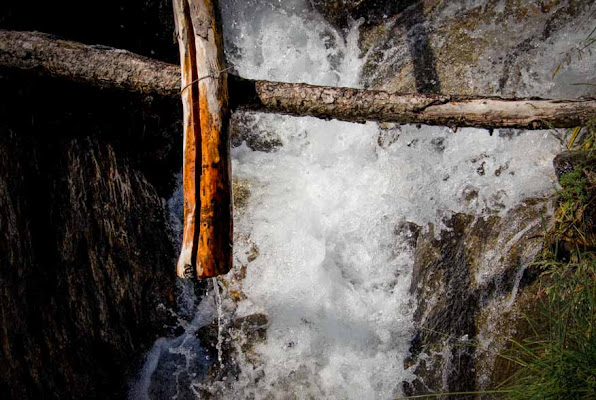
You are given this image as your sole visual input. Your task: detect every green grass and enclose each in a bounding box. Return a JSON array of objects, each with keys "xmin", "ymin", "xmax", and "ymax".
[
  {"xmin": 497, "ymin": 256, "xmax": 596, "ymax": 399},
  {"xmin": 558, "ymin": 169, "xmax": 590, "ymax": 204},
  {"xmin": 496, "ymin": 149, "xmax": 596, "ymax": 399},
  {"xmin": 565, "ymin": 119, "xmax": 596, "ymax": 153},
  {"xmin": 546, "ymin": 165, "xmax": 596, "ymax": 257}
]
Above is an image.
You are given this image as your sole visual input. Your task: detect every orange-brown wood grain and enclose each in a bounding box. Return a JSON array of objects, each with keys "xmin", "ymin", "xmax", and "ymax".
[
  {"xmin": 173, "ymin": 0, "xmax": 201, "ymax": 279},
  {"xmin": 173, "ymin": 0, "xmax": 232, "ymax": 279},
  {"xmin": 191, "ymin": 0, "xmax": 232, "ymax": 278}
]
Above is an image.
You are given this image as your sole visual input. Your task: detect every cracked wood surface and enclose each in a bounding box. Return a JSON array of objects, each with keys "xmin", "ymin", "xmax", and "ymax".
[
  {"xmin": 0, "ymin": 30, "xmax": 180, "ymax": 97},
  {"xmin": 193, "ymin": 0, "xmax": 232, "ymax": 279},
  {"xmin": 173, "ymin": 0, "xmax": 201, "ymax": 279},
  {"xmin": 175, "ymin": 0, "xmax": 232, "ymax": 279},
  {"xmin": 238, "ymin": 80, "xmax": 596, "ymax": 130}
]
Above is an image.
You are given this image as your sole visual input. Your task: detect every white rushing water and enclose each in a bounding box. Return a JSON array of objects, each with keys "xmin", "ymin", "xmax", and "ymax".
[{"xmin": 131, "ymin": 1, "xmax": 579, "ymax": 398}]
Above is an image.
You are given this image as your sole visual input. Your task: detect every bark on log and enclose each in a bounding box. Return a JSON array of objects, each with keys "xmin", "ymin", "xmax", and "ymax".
[
  {"xmin": 173, "ymin": 0, "xmax": 201, "ymax": 279},
  {"xmin": 235, "ymin": 79, "xmax": 596, "ymax": 130},
  {"xmin": 1, "ymin": 29, "xmax": 595, "ymax": 130},
  {"xmin": 0, "ymin": 30, "xmax": 180, "ymax": 97}
]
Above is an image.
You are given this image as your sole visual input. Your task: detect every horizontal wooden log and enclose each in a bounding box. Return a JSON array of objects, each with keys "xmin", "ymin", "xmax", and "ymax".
[
  {"xmin": 234, "ymin": 79, "xmax": 596, "ymax": 130},
  {"xmin": 1, "ymin": 29, "xmax": 595, "ymax": 129},
  {"xmin": 0, "ymin": 30, "xmax": 180, "ymax": 97}
]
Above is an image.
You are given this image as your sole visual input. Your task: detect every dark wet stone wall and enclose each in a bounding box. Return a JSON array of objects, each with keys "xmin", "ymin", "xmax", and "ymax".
[
  {"xmin": 0, "ymin": 1, "xmax": 182, "ymax": 397},
  {"xmin": 0, "ymin": 72, "xmax": 181, "ymax": 399}
]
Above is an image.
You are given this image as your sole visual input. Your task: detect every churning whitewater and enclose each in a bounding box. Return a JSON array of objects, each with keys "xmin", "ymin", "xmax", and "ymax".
[{"xmin": 131, "ymin": 1, "xmax": 564, "ymax": 398}]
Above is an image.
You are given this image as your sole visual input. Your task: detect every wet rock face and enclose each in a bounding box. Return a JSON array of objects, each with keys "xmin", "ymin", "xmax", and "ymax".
[
  {"xmin": 352, "ymin": 0, "xmax": 596, "ymax": 97},
  {"xmin": 142, "ymin": 311, "xmax": 269, "ymax": 400},
  {"xmin": 553, "ymin": 150, "xmax": 596, "ymax": 180},
  {"xmin": 0, "ymin": 74, "xmax": 180, "ymax": 398},
  {"xmin": 311, "ymin": 0, "xmax": 594, "ymax": 96},
  {"xmin": 310, "ymin": 0, "xmax": 419, "ymax": 31},
  {"xmin": 230, "ymin": 112, "xmax": 283, "ymax": 153},
  {"xmin": 404, "ymin": 199, "xmax": 550, "ymax": 396},
  {"xmin": 197, "ymin": 313, "xmax": 270, "ymax": 372}
]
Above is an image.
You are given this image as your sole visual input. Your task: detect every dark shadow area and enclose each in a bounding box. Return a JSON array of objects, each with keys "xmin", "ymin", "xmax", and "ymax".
[
  {"xmin": 0, "ymin": 72, "xmax": 183, "ymax": 399},
  {"xmin": 0, "ymin": 0, "xmax": 178, "ymax": 63},
  {"xmin": 0, "ymin": 71, "xmax": 182, "ymax": 196},
  {"xmin": 0, "ymin": 1, "xmax": 183, "ymax": 397},
  {"xmin": 401, "ymin": 2, "xmax": 441, "ymax": 94}
]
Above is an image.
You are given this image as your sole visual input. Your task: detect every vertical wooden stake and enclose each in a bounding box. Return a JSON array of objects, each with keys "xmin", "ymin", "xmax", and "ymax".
[
  {"xmin": 173, "ymin": 0, "xmax": 201, "ymax": 279},
  {"xmin": 173, "ymin": 0, "xmax": 232, "ymax": 279},
  {"xmin": 189, "ymin": 0, "xmax": 232, "ymax": 278}
]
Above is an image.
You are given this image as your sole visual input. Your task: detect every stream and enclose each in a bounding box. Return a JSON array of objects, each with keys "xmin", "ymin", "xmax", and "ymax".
[{"xmin": 129, "ymin": 0, "xmax": 594, "ymax": 398}]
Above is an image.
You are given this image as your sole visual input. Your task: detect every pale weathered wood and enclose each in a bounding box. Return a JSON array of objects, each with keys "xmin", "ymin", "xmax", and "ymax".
[
  {"xmin": 173, "ymin": 0, "xmax": 201, "ymax": 279},
  {"xmin": 239, "ymin": 80, "xmax": 596, "ymax": 130},
  {"xmin": 172, "ymin": 0, "xmax": 233, "ymax": 279},
  {"xmin": 1, "ymin": 29, "xmax": 595, "ymax": 130}
]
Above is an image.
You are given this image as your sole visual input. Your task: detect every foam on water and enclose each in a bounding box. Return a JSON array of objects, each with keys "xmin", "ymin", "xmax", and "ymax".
[
  {"xmin": 227, "ymin": 120, "xmax": 560, "ymax": 398},
  {"xmin": 220, "ymin": 0, "xmax": 363, "ymax": 86},
  {"xmin": 130, "ymin": 280, "xmax": 217, "ymax": 399}
]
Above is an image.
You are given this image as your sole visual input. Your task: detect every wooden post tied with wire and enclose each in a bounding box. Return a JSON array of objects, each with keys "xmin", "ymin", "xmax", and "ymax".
[{"xmin": 173, "ymin": 0, "xmax": 232, "ymax": 280}]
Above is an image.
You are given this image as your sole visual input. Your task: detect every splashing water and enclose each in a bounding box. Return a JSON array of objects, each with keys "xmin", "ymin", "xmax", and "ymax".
[
  {"xmin": 131, "ymin": 1, "xmax": 571, "ymax": 398},
  {"xmin": 130, "ymin": 280, "xmax": 213, "ymax": 400}
]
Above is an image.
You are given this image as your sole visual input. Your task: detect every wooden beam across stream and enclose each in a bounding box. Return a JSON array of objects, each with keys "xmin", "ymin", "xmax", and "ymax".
[{"xmin": 2, "ymin": 29, "xmax": 595, "ymax": 131}]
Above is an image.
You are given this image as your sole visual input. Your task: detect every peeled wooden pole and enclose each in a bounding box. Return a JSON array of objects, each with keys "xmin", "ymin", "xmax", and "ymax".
[
  {"xmin": 188, "ymin": 0, "xmax": 232, "ymax": 279},
  {"xmin": 173, "ymin": 0, "xmax": 232, "ymax": 279},
  {"xmin": 173, "ymin": 0, "xmax": 201, "ymax": 278}
]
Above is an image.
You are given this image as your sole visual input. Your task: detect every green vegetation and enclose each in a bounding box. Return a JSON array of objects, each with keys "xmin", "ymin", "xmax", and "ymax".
[
  {"xmin": 496, "ymin": 134, "xmax": 596, "ymax": 399},
  {"xmin": 566, "ymin": 119, "xmax": 596, "ymax": 152},
  {"xmin": 498, "ymin": 256, "xmax": 596, "ymax": 399},
  {"xmin": 548, "ymin": 171, "xmax": 595, "ymax": 255}
]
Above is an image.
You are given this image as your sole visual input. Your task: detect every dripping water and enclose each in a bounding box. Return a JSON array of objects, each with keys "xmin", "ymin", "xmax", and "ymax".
[{"xmin": 212, "ymin": 277, "xmax": 224, "ymax": 370}]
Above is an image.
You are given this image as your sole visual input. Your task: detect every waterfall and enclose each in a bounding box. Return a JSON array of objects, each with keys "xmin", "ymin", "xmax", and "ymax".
[{"xmin": 131, "ymin": 1, "xmax": 568, "ymax": 398}]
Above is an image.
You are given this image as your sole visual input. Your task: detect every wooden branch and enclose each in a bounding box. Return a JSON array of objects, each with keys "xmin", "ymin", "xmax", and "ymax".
[
  {"xmin": 173, "ymin": 0, "xmax": 201, "ymax": 279},
  {"xmin": 234, "ymin": 79, "xmax": 596, "ymax": 130},
  {"xmin": 0, "ymin": 30, "xmax": 180, "ymax": 97},
  {"xmin": 1, "ymin": 29, "xmax": 595, "ymax": 130}
]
